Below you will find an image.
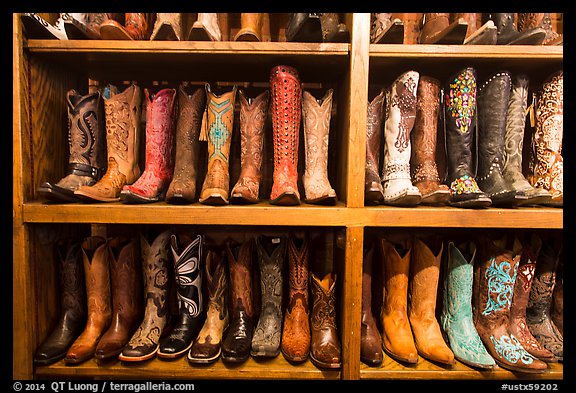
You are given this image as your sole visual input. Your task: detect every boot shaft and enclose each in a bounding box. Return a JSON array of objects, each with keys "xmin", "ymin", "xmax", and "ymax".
[
  {"xmin": 55, "ymin": 239, "xmax": 87, "ymax": 320},
  {"xmin": 172, "ymin": 86, "xmax": 204, "ymax": 178},
  {"xmin": 237, "ymin": 90, "xmax": 269, "ymax": 178},
  {"xmin": 379, "ymin": 237, "xmax": 411, "ymax": 314},
  {"xmin": 527, "ymin": 235, "xmax": 561, "ymax": 317},
  {"xmin": 170, "ymin": 234, "xmax": 204, "ymax": 320},
  {"xmin": 366, "ymin": 89, "xmax": 385, "ymax": 180},
  {"xmin": 286, "ymin": 234, "xmax": 310, "ymax": 309},
  {"xmin": 140, "ymin": 230, "xmax": 172, "ymax": 319},
  {"xmin": 302, "ymin": 89, "xmax": 333, "ymax": 178},
  {"xmin": 204, "ymin": 249, "xmax": 229, "ymax": 321},
  {"xmin": 204, "ymin": 84, "xmax": 236, "ymax": 167},
  {"xmin": 443, "ymin": 241, "xmax": 476, "ymax": 318},
  {"xmin": 409, "ymin": 237, "xmax": 442, "ymax": 317},
  {"xmin": 80, "ymin": 236, "xmax": 112, "ymax": 323},
  {"xmin": 310, "ymin": 272, "xmax": 338, "ymax": 331},
  {"xmin": 503, "ymin": 74, "xmax": 529, "ymax": 182},
  {"xmin": 510, "ymin": 235, "xmax": 541, "ymax": 320},
  {"xmin": 107, "ymin": 237, "xmax": 143, "ymax": 320},
  {"xmin": 255, "ymin": 235, "xmax": 286, "ymax": 310},
  {"xmin": 226, "ymin": 240, "xmax": 255, "ymax": 317}
]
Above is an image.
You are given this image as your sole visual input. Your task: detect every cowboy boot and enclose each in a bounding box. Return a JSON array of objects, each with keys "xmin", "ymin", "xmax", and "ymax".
[
  {"xmin": 526, "ymin": 235, "xmax": 563, "ymax": 361},
  {"xmin": 119, "ymin": 230, "xmax": 171, "ymax": 362},
  {"xmin": 419, "ymin": 13, "xmax": 468, "ymax": 44},
  {"xmin": 365, "ymin": 89, "xmax": 385, "ymax": 205},
  {"xmin": 320, "ymin": 13, "xmax": 349, "ymax": 43},
  {"xmin": 443, "ymin": 67, "xmax": 491, "ymax": 208},
  {"xmin": 381, "ymin": 70, "xmax": 421, "ymax": 206},
  {"xmin": 38, "ymin": 90, "xmax": 106, "ymax": 203},
  {"xmin": 302, "ymin": 89, "xmax": 337, "ymax": 204},
  {"xmin": 473, "ymin": 235, "xmax": 547, "ymax": 373},
  {"xmin": 503, "ymin": 74, "xmax": 552, "ymax": 206},
  {"xmin": 234, "ymin": 13, "xmax": 264, "ymax": 42},
  {"xmin": 485, "ymin": 13, "xmax": 546, "ymax": 45},
  {"xmin": 158, "ymin": 234, "xmax": 204, "ymax": 359},
  {"xmin": 21, "ymin": 13, "xmax": 68, "ymax": 40},
  {"xmin": 410, "ymin": 76, "xmax": 450, "ymax": 205},
  {"xmin": 371, "ymin": 13, "xmax": 404, "ymax": 44},
  {"xmin": 74, "ymin": 84, "xmax": 143, "ymax": 202},
  {"xmin": 440, "ymin": 241, "xmax": 496, "ymax": 369},
  {"xmin": 453, "ymin": 13, "xmax": 497, "ymax": 45},
  {"xmin": 392, "ymin": 13, "xmax": 423, "ymax": 44},
  {"xmin": 221, "ymin": 240, "xmax": 255, "ymax": 363},
  {"xmin": 360, "ymin": 244, "xmax": 383, "ymax": 367},
  {"xmin": 120, "ymin": 88, "xmax": 176, "ymax": 204},
  {"xmin": 286, "ymin": 13, "xmax": 323, "ymax": 42},
  {"xmin": 508, "ymin": 234, "xmax": 556, "ymax": 362},
  {"xmin": 550, "ymin": 253, "xmax": 562, "ymax": 336},
  {"xmin": 34, "ymin": 239, "xmax": 87, "ymax": 366},
  {"xmin": 95, "ymin": 237, "xmax": 144, "ymax": 360},
  {"xmin": 281, "ymin": 234, "xmax": 311, "ymax": 362},
  {"xmin": 477, "ymin": 71, "xmax": 520, "ymax": 207},
  {"xmin": 310, "ymin": 272, "xmax": 341, "ymax": 369},
  {"xmin": 188, "ymin": 250, "xmax": 229, "ymax": 364},
  {"xmin": 518, "ymin": 13, "xmax": 562, "ymax": 46},
  {"xmin": 269, "ymin": 65, "xmax": 302, "ymax": 205},
  {"xmin": 379, "ymin": 237, "xmax": 418, "ymax": 364},
  {"xmin": 150, "ymin": 13, "xmax": 184, "ymax": 41},
  {"xmin": 527, "ymin": 70, "xmax": 563, "ymax": 207},
  {"xmin": 166, "ymin": 86, "xmax": 205, "ymax": 204},
  {"xmin": 99, "ymin": 13, "xmax": 152, "ymax": 40},
  {"xmin": 230, "ymin": 90, "xmax": 269, "ymax": 204},
  {"xmin": 64, "ymin": 237, "xmax": 112, "ymax": 364},
  {"xmin": 187, "ymin": 13, "xmax": 221, "ymax": 41},
  {"xmin": 409, "ymin": 237, "xmax": 455, "ymax": 365},
  {"xmin": 199, "ymin": 84, "xmax": 237, "ymax": 205},
  {"xmin": 61, "ymin": 13, "xmax": 108, "ymax": 40}
]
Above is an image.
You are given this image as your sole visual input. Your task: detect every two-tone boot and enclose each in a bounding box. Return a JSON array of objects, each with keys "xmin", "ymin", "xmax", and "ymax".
[
  {"xmin": 454, "ymin": 13, "xmax": 497, "ymax": 45},
  {"xmin": 187, "ymin": 13, "xmax": 221, "ymax": 41},
  {"xmin": 360, "ymin": 244, "xmax": 383, "ymax": 367},
  {"xmin": 518, "ymin": 13, "xmax": 562, "ymax": 46},
  {"xmin": 64, "ymin": 237, "xmax": 112, "ymax": 365},
  {"xmin": 320, "ymin": 13, "xmax": 349, "ymax": 43},
  {"xmin": 99, "ymin": 13, "xmax": 152, "ymax": 40},
  {"xmin": 286, "ymin": 13, "xmax": 323, "ymax": 42},
  {"xmin": 230, "ymin": 90, "xmax": 269, "ymax": 204},
  {"xmin": 61, "ymin": 13, "xmax": 108, "ymax": 40},
  {"xmin": 484, "ymin": 13, "xmax": 546, "ymax": 45},
  {"xmin": 150, "ymin": 13, "xmax": 184, "ymax": 41},
  {"xmin": 310, "ymin": 272, "xmax": 341, "ymax": 369},
  {"xmin": 121, "ymin": 88, "xmax": 177, "ymax": 204},
  {"xmin": 302, "ymin": 89, "xmax": 337, "ymax": 204},
  {"xmin": 166, "ymin": 86, "xmax": 205, "ymax": 204},
  {"xmin": 365, "ymin": 89, "xmax": 385, "ymax": 204},
  {"xmin": 370, "ymin": 13, "xmax": 404, "ymax": 44},
  {"xmin": 234, "ymin": 13, "xmax": 264, "ymax": 42},
  {"xmin": 38, "ymin": 90, "xmax": 107, "ymax": 203},
  {"xmin": 119, "ymin": 230, "xmax": 172, "ymax": 362},
  {"xmin": 188, "ymin": 250, "xmax": 229, "ymax": 364},
  {"xmin": 21, "ymin": 13, "xmax": 68, "ymax": 40},
  {"xmin": 34, "ymin": 239, "xmax": 87, "ymax": 366},
  {"xmin": 419, "ymin": 13, "xmax": 468, "ymax": 44}
]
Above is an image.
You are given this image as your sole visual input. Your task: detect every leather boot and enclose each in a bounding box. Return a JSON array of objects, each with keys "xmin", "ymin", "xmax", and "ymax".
[
  {"xmin": 320, "ymin": 13, "xmax": 349, "ymax": 43},
  {"xmin": 230, "ymin": 90, "xmax": 269, "ymax": 204},
  {"xmin": 526, "ymin": 235, "xmax": 563, "ymax": 362},
  {"xmin": 150, "ymin": 13, "xmax": 184, "ymax": 41},
  {"xmin": 234, "ymin": 13, "xmax": 264, "ymax": 42},
  {"xmin": 188, "ymin": 250, "xmax": 229, "ymax": 364},
  {"xmin": 166, "ymin": 86, "xmax": 205, "ymax": 204},
  {"xmin": 365, "ymin": 89, "xmax": 385, "ymax": 204},
  {"xmin": 75, "ymin": 84, "xmax": 143, "ymax": 202},
  {"xmin": 371, "ymin": 13, "xmax": 404, "ymax": 44},
  {"xmin": 527, "ymin": 70, "xmax": 563, "ymax": 207},
  {"xmin": 269, "ymin": 66, "xmax": 302, "ymax": 205},
  {"xmin": 360, "ymin": 244, "xmax": 383, "ymax": 367},
  {"xmin": 518, "ymin": 13, "xmax": 562, "ymax": 46},
  {"xmin": 99, "ymin": 13, "xmax": 152, "ymax": 40},
  {"xmin": 409, "ymin": 237, "xmax": 454, "ymax": 365},
  {"xmin": 38, "ymin": 90, "xmax": 106, "ymax": 203},
  {"xmin": 410, "ymin": 76, "xmax": 450, "ymax": 205},
  {"xmin": 286, "ymin": 13, "xmax": 323, "ymax": 42},
  {"xmin": 440, "ymin": 241, "xmax": 496, "ymax": 369},
  {"xmin": 21, "ymin": 13, "xmax": 68, "ymax": 40},
  {"xmin": 453, "ymin": 13, "xmax": 497, "ymax": 45},
  {"xmin": 503, "ymin": 74, "xmax": 552, "ymax": 206},
  {"xmin": 419, "ymin": 13, "xmax": 468, "ymax": 44},
  {"xmin": 476, "ymin": 71, "xmax": 520, "ymax": 207},
  {"xmin": 443, "ymin": 67, "xmax": 491, "ymax": 208},
  {"xmin": 187, "ymin": 13, "xmax": 221, "ymax": 41},
  {"xmin": 302, "ymin": 89, "xmax": 337, "ymax": 204},
  {"xmin": 251, "ymin": 234, "xmax": 286, "ymax": 358},
  {"xmin": 310, "ymin": 272, "xmax": 341, "ymax": 369},
  {"xmin": 473, "ymin": 235, "xmax": 547, "ymax": 373},
  {"xmin": 281, "ymin": 234, "xmax": 311, "ymax": 362},
  {"xmin": 95, "ymin": 237, "xmax": 143, "ymax": 360},
  {"xmin": 221, "ymin": 240, "xmax": 255, "ymax": 363},
  {"xmin": 119, "ymin": 230, "xmax": 171, "ymax": 362},
  {"xmin": 34, "ymin": 239, "xmax": 87, "ymax": 366},
  {"xmin": 158, "ymin": 234, "xmax": 204, "ymax": 359},
  {"xmin": 392, "ymin": 13, "xmax": 423, "ymax": 44},
  {"xmin": 121, "ymin": 88, "xmax": 177, "ymax": 204},
  {"xmin": 198, "ymin": 84, "xmax": 237, "ymax": 205},
  {"xmin": 508, "ymin": 234, "xmax": 556, "ymax": 362},
  {"xmin": 381, "ymin": 71, "xmax": 422, "ymax": 206},
  {"xmin": 61, "ymin": 13, "xmax": 108, "ymax": 40},
  {"xmin": 65, "ymin": 237, "xmax": 112, "ymax": 365},
  {"xmin": 379, "ymin": 237, "xmax": 418, "ymax": 364},
  {"xmin": 485, "ymin": 13, "xmax": 546, "ymax": 45},
  {"xmin": 550, "ymin": 253, "xmax": 562, "ymax": 336}
]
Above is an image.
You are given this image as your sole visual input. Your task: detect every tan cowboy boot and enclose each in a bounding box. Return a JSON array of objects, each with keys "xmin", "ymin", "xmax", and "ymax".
[
  {"xmin": 150, "ymin": 13, "xmax": 184, "ymax": 41},
  {"xmin": 234, "ymin": 13, "xmax": 264, "ymax": 42}
]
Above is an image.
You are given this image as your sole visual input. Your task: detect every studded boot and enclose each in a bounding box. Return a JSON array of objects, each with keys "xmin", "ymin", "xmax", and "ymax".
[
  {"xmin": 419, "ymin": 13, "xmax": 468, "ymax": 44},
  {"xmin": 365, "ymin": 89, "xmax": 385, "ymax": 205},
  {"xmin": 370, "ymin": 13, "xmax": 404, "ymax": 44}
]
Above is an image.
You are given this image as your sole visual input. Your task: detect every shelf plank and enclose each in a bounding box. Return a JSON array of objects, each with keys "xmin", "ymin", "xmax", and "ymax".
[{"xmin": 369, "ymin": 44, "xmax": 563, "ymax": 59}]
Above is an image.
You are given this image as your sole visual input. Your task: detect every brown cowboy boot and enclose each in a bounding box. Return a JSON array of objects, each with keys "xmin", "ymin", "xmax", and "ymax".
[
  {"xmin": 310, "ymin": 272, "xmax": 341, "ymax": 369},
  {"xmin": 360, "ymin": 244, "xmax": 383, "ymax": 367},
  {"xmin": 551, "ymin": 252, "xmax": 562, "ymax": 336},
  {"xmin": 166, "ymin": 86, "xmax": 205, "ymax": 204},
  {"xmin": 234, "ymin": 13, "xmax": 264, "ymax": 42},
  {"xmin": 419, "ymin": 13, "xmax": 468, "ymax": 44},
  {"xmin": 187, "ymin": 13, "xmax": 221, "ymax": 41},
  {"xmin": 320, "ymin": 13, "xmax": 349, "ymax": 43},
  {"xmin": 230, "ymin": 90, "xmax": 269, "ymax": 204},
  {"xmin": 281, "ymin": 234, "xmax": 311, "ymax": 362},
  {"xmin": 453, "ymin": 13, "xmax": 497, "ymax": 45},
  {"xmin": 75, "ymin": 84, "xmax": 143, "ymax": 202},
  {"xmin": 518, "ymin": 13, "xmax": 563, "ymax": 46},
  {"xmin": 380, "ymin": 237, "xmax": 418, "ymax": 364},
  {"xmin": 302, "ymin": 89, "xmax": 337, "ymax": 204},
  {"xmin": 391, "ymin": 13, "xmax": 423, "ymax": 44},
  {"xmin": 95, "ymin": 237, "xmax": 144, "ymax": 360},
  {"xmin": 371, "ymin": 13, "xmax": 404, "ymax": 44},
  {"xmin": 150, "ymin": 13, "xmax": 184, "ymax": 41},
  {"xmin": 188, "ymin": 249, "xmax": 229, "ymax": 364},
  {"xmin": 365, "ymin": 89, "xmax": 385, "ymax": 204},
  {"xmin": 99, "ymin": 13, "xmax": 152, "ymax": 40},
  {"xmin": 409, "ymin": 237, "xmax": 455, "ymax": 365},
  {"xmin": 410, "ymin": 75, "xmax": 450, "ymax": 205},
  {"xmin": 65, "ymin": 237, "xmax": 112, "ymax": 365}
]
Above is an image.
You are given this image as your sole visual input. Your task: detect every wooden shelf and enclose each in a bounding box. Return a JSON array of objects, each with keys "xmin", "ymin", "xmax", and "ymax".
[{"xmin": 369, "ymin": 44, "xmax": 563, "ymax": 59}]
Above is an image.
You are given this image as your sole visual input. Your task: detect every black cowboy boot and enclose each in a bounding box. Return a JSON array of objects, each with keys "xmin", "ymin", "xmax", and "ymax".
[
  {"xmin": 485, "ymin": 13, "xmax": 546, "ymax": 45},
  {"xmin": 286, "ymin": 13, "xmax": 323, "ymax": 42}
]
